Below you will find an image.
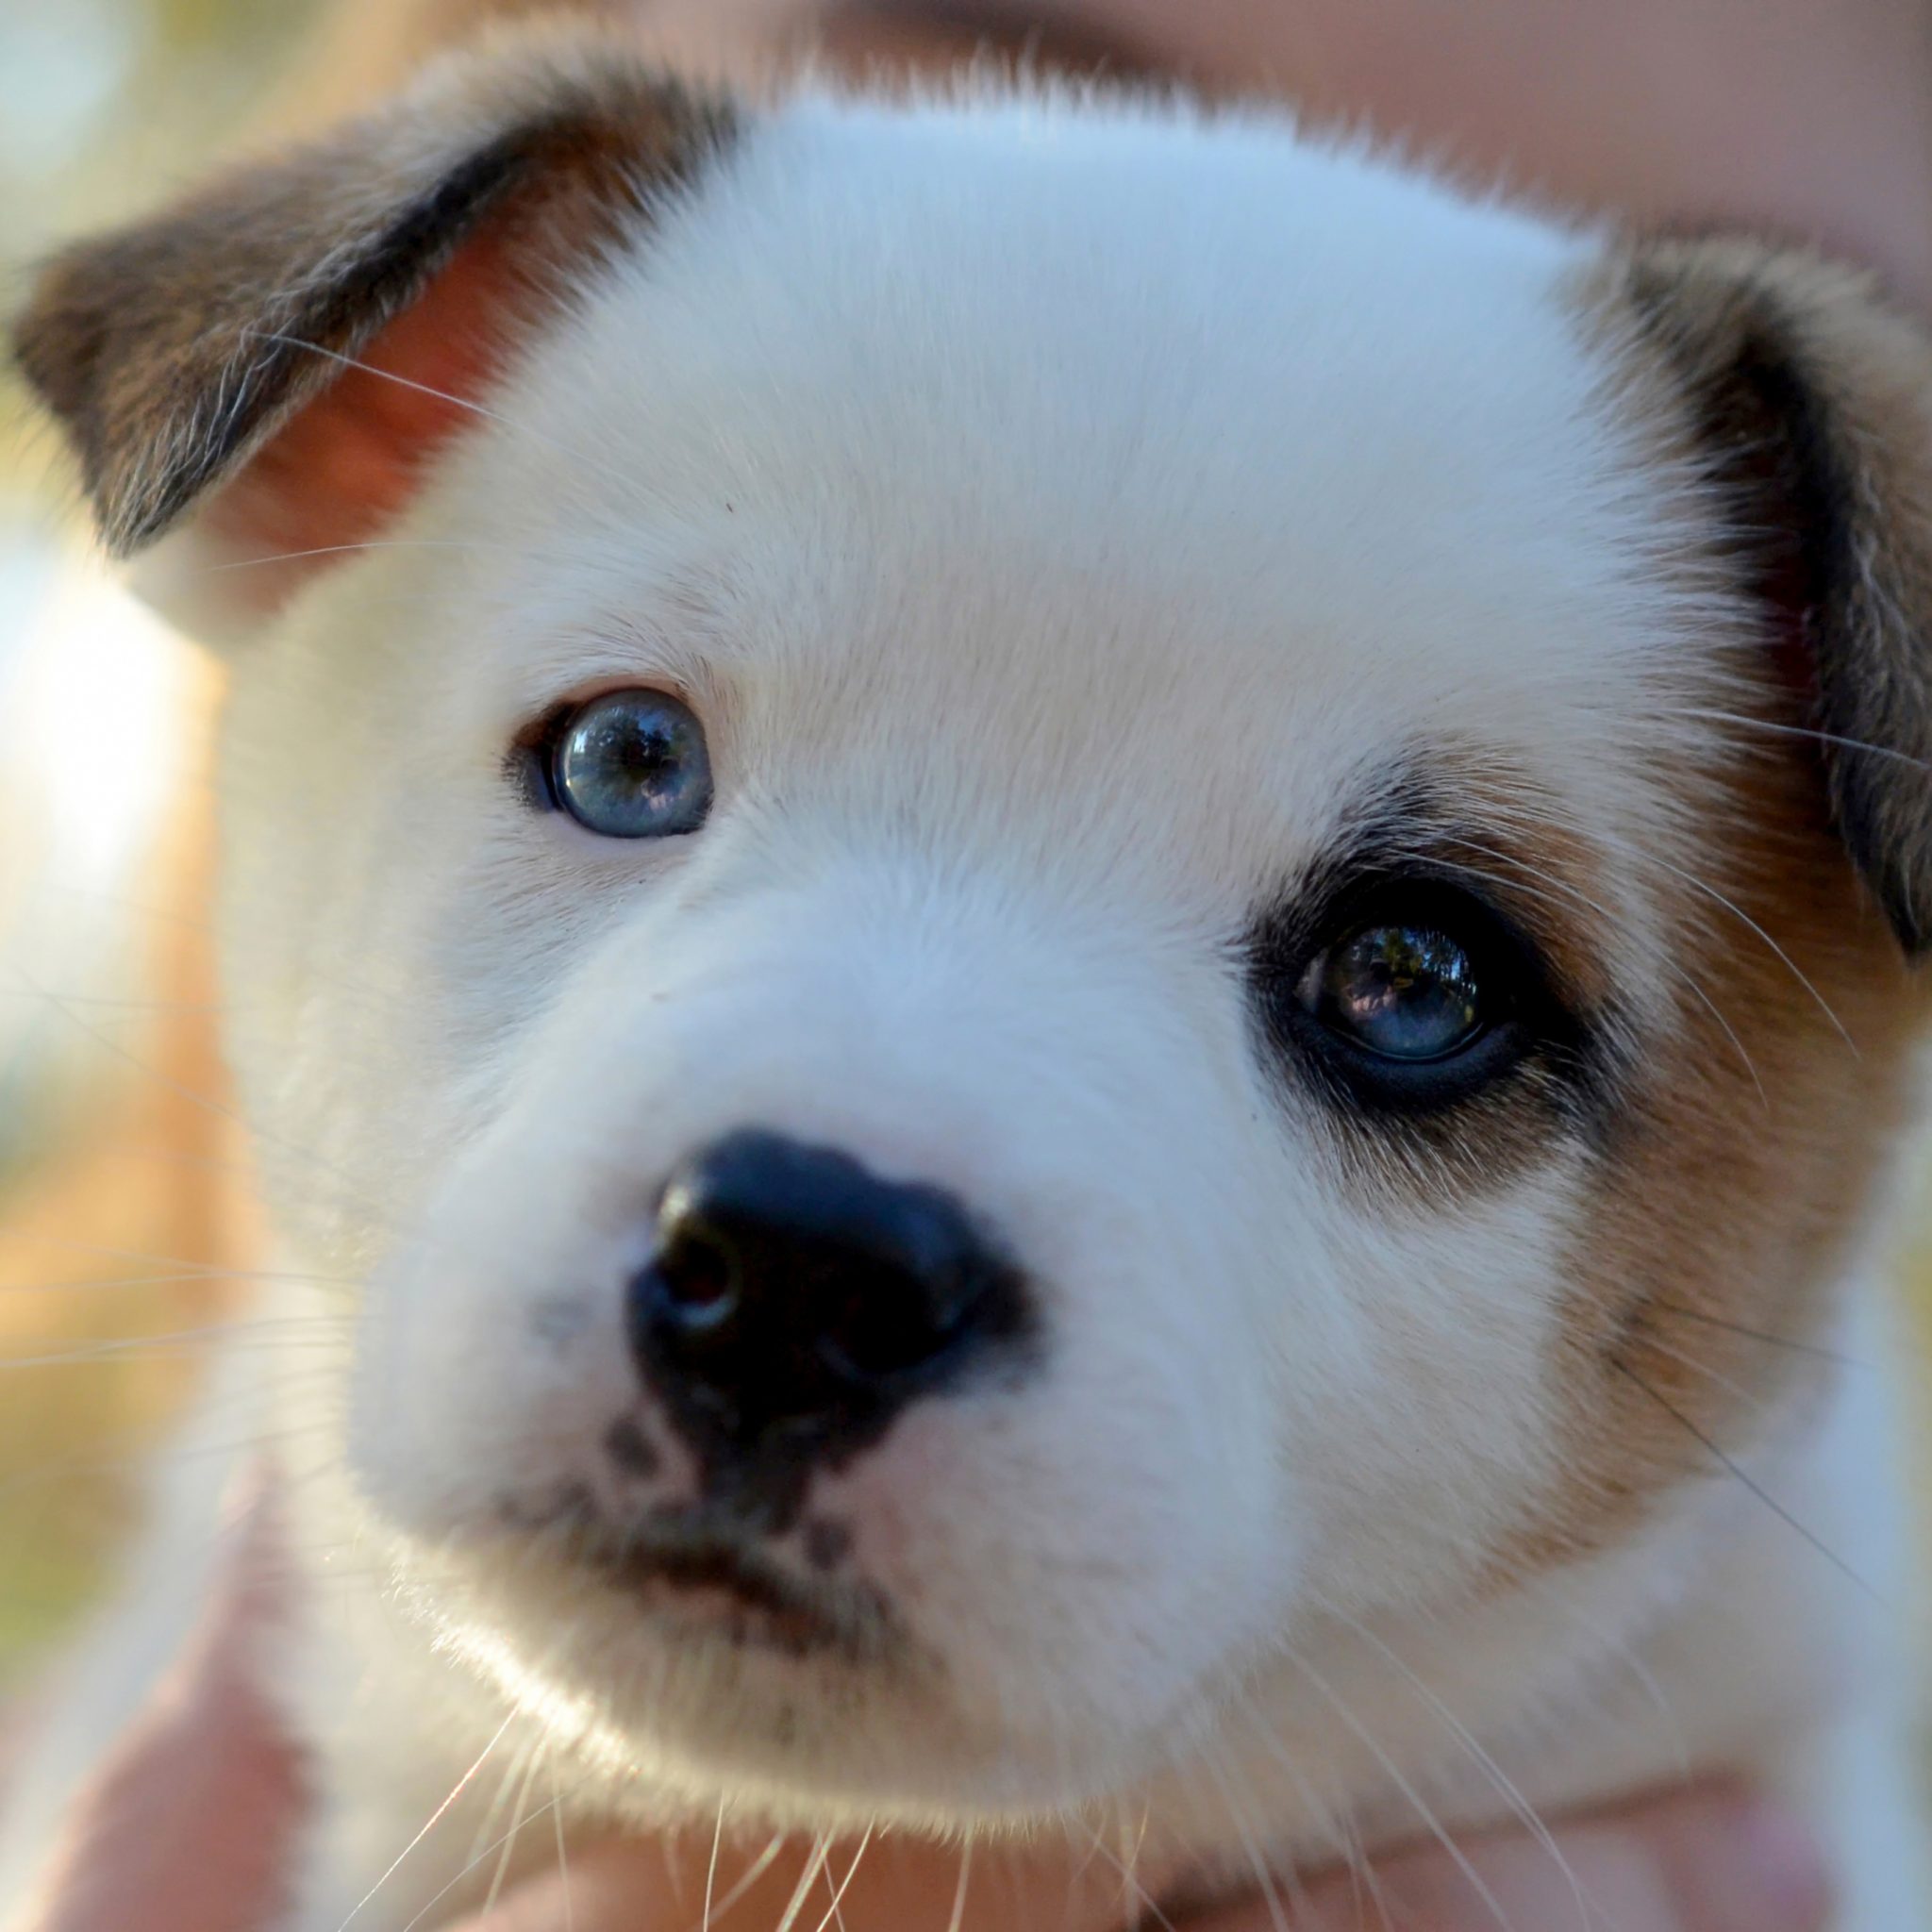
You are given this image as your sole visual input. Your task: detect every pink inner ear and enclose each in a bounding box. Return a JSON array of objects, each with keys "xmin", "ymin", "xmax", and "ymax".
[{"xmin": 203, "ymin": 232, "xmax": 522, "ymax": 591}]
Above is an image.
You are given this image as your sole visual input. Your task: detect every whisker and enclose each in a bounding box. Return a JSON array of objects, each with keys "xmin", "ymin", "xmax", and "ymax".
[
  {"xmin": 700, "ymin": 1798, "xmax": 724, "ymax": 1932},
  {"xmin": 1074, "ymin": 1820, "xmax": 1177, "ymax": 1932},
  {"xmin": 1610, "ymin": 1359, "xmax": 1880, "ymax": 1600},
  {"xmin": 1237, "ymin": 1714, "xmax": 1395, "ymax": 1925},
  {"xmin": 0, "ymin": 1319, "xmax": 349, "ymax": 1370},
  {"xmin": 1339, "ymin": 1810, "xmax": 1399, "ymax": 1932},
  {"xmin": 1312, "ymin": 1597, "xmax": 1594, "ymax": 1931},
  {"xmin": 1617, "ymin": 841, "xmax": 1856, "ymax": 1056},
  {"xmin": 1517, "ymin": 1572, "xmax": 1690, "ymax": 1782},
  {"xmin": 203, "ymin": 539, "xmax": 492, "ymax": 575},
  {"xmin": 769, "ymin": 1836, "xmax": 832, "ymax": 1932},
  {"xmin": 1288, "ymin": 1649, "xmax": 1522, "ymax": 1932},
  {"xmin": 464, "ymin": 1741, "xmax": 539, "ymax": 1890},
  {"xmin": 335, "ymin": 1711, "xmax": 518, "ymax": 1931},
  {"xmin": 1630, "ymin": 1330, "xmax": 1765, "ymax": 1409},
  {"xmin": 480, "ymin": 1741, "xmax": 545, "ymax": 1921},
  {"xmin": 550, "ymin": 1766, "xmax": 575, "ymax": 1932},
  {"xmin": 1647, "ymin": 1299, "xmax": 1870, "ymax": 1368},
  {"xmin": 1476, "ymin": 789, "xmax": 1859, "ymax": 1056},
  {"xmin": 0, "ymin": 1269, "xmax": 350, "ymax": 1297},
  {"xmin": 944, "ymin": 1841, "xmax": 974, "ymax": 1932},
  {"xmin": 6, "ymin": 958, "xmax": 423, "ymax": 1257},
  {"xmin": 21, "ymin": 876, "xmax": 412, "ymax": 1019},
  {"xmin": 1664, "ymin": 706, "xmax": 1932, "ymax": 775},
  {"xmin": 397, "ymin": 1779, "xmax": 596, "ymax": 1932},
  {"xmin": 1118, "ymin": 1805, "xmax": 1145, "ymax": 1932},
  {"xmin": 1217, "ymin": 1710, "xmax": 1337, "ymax": 1928},
  {"xmin": 0, "ymin": 991, "xmax": 230, "ymax": 1013},
  {"xmin": 1433, "ymin": 838, "xmax": 1768, "ymax": 1107},
  {"xmin": 241, "ymin": 330, "xmax": 638, "ymax": 491},
  {"xmin": 0, "ymin": 1414, "xmax": 343, "ymax": 1505},
  {"xmin": 688, "ymin": 1832, "xmax": 786, "ymax": 1932},
  {"xmin": 1199, "ymin": 1757, "xmax": 1292, "ymax": 1932},
  {"xmin": 0, "ymin": 1237, "xmax": 351, "ymax": 1287},
  {"xmin": 811, "ymin": 1824, "xmax": 871, "ymax": 1932}
]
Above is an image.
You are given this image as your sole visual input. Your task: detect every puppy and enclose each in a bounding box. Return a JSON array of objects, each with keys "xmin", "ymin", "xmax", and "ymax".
[{"xmin": 7, "ymin": 23, "xmax": 1932, "ymax": 1927}]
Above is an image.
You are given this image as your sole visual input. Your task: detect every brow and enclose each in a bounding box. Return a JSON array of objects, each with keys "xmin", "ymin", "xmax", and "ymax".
[
  {"xmin": 1250, "ymin": 751, "xmax": 1620, "ymax": 1012},
  {"xmin": 819, "ymin": 0, "xmax": 1168, "ymax": 80}
]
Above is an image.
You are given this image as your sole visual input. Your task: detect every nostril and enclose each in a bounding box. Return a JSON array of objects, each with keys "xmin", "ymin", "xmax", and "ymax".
[
  {"xmin": 650, "ymin": 1217, "xmax": 741, "ymax": 1337},
  {"xmin": 811, "ymin": 1254, "xmax": 978, "ymax": 1384}
]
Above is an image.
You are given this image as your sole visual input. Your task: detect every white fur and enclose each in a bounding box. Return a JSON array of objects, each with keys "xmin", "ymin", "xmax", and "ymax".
[{"xmin": 4, "ymin": 81, "xmax": 1924, "ymax": 1928}]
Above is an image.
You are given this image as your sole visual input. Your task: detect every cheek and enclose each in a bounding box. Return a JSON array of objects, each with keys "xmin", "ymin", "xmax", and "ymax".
[
  {"xmin": 215, "ymin": 685, "xmax": 462, "ymax": 1231},
  {"xmin": 1273, "ymin": 1167, "xmax": 1593, "ymax": 1609},
  {"xmin": 816, "ymin": 1224, "xmax": 1297, "ymax": 1731},
  {"xmin": 342, "ymin": 1109, "xmax": 658, "ymax": 1537}
]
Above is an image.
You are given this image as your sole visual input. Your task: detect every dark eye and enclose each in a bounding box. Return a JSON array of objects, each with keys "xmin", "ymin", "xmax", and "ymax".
[
  {"xmin": 545, "ymin": 690, "xmax": 712, "ymax": 839},
  {"xmin": 1299, "ymin": 921, "xmax": 1487, "ymax": 1062},
  {"xmin": 1250, "ymin": 875, "xmax": 1585, "ymax": 1120}
]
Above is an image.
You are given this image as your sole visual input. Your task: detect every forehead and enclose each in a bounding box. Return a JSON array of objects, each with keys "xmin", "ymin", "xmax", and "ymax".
[{"xmin": 431, "ymin": 90, "xmax": 1707, "ymax": 879}]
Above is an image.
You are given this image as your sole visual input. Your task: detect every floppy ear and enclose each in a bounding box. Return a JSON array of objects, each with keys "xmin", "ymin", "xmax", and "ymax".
[
  {"xmin": 10, "ymin": 29, "xmax": 733, "ymax": 640},
  {"xmin": 1603, "ymin": 237, "xmax": 1932, "ymax": 955}
]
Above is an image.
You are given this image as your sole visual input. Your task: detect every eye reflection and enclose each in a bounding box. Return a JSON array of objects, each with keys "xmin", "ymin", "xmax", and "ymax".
[
  {"xmin": 548, "ymin": 689, "xmax": 713, "ymax": 840},
  {"xmin": 1302, "ymin": 923, "xmax": 1485, "ymax": 1062}
]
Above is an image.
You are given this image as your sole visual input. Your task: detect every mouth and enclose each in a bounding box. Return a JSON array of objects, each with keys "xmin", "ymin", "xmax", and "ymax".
[{"xmin": 582, "ymin": 1512, "xmax": 893, "ymax": 1661}]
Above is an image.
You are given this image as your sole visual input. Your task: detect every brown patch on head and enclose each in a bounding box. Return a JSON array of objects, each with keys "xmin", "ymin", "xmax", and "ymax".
[
  {"xmin": 11, "ymin": 27, "xmax": 735, "ymax": 574},
  {"xmin": 1502, "ymin": 237, "xmax": 1932, "ymax": 1574}
]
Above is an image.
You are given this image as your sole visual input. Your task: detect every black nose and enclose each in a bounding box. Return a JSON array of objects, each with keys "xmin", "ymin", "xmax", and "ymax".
[{"xmin": 629, "ymin": 1130, "xmax": 1028, "ymax": 1462}]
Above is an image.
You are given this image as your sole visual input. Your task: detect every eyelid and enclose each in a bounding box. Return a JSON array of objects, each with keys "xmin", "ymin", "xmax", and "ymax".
[
  {"xmin": 1287, "ymin": 872, "xmax": 1519, "ymax": 977},
  {"xmin": 512, "ymin": 678, "xmax": 696, "ymax": 749}
]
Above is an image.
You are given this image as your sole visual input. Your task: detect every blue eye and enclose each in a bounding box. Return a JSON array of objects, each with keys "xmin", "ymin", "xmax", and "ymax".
[
  {"xmin": 1301, "ymin": 922, "xmax": 1487, "ymax": 1062},
  {"xmin": 548, "ymin": 690, "xmax": 712, "ymax": 840}
]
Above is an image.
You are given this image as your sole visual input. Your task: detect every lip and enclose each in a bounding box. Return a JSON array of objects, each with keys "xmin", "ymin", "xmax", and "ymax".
[{"xmin": 586, "ymin": 1518, "xmax": 888, "ymax": 1660}]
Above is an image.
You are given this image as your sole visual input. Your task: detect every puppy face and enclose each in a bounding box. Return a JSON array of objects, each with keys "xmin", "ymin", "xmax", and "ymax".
[{"xmin": 19, "ymin": 35, "xmax": 1932, "ymax": 1825}]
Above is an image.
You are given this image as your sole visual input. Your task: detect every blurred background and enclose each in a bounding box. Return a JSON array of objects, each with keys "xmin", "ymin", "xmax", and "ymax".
[
  {"xmin": 0, "ymin": 0, "xmax": 326, "ymax": 1673},
  {"xmin": 4, "ymin": 0, "xmax": 1932, "ymax": 1725}
]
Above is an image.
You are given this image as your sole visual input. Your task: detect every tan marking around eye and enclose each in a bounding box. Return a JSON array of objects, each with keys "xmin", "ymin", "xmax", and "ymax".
[{"xmin": 1490, "ymin": 244, "xmax": 1932, "ymax": 1579}]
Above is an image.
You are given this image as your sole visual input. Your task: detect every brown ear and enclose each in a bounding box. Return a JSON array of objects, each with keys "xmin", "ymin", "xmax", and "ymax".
[
  {"xmin": 1599, "ymin": 236, "xmax": 1932, "ymax": 955},
  {"xmin": 11, "ymin": 28, "xmax": 732, "ymax": 625}
]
